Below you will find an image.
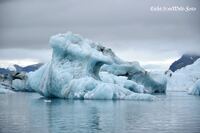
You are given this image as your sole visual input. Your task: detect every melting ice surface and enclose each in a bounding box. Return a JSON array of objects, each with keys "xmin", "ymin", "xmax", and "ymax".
[
  {"xmin": 22, "ymin": 32, "xmax": 167, "ymax": 100},
  {"xmin": 0, "ymin": 92, "xmax": 200, "ymax": 133}
]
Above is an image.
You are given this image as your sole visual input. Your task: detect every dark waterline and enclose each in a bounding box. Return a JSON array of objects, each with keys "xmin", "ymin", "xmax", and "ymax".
[{"xmin": 0, "ymin": 92, "xmax": 200, "ymax": 133}]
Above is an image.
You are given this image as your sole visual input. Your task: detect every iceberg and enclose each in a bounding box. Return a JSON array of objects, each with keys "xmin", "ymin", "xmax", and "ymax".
[
  {"xmin": 167, "ymin": 59, "xmax": 200, "ymax": 91},
  {"xmin": 27, "ymin": 32, "xmax": 156, "ymax": 100},
  {"xmin": 27, "ymin": 32, "xmax": 154, "ymax": 100}
]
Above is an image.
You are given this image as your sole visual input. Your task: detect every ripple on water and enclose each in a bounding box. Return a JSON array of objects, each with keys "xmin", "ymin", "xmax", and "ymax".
[{"xmin": 0, "ymin": 92, "xmax": 200, "ymax": 133}]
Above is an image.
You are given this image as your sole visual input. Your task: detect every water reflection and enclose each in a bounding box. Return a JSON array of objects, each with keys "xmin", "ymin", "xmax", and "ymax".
[
  {"xmin": 88, "ymin": 106, "xmax": 101, "ymax": 131},
  {"xmin": 0, "ymin": 92, "xmax": 200, "ymax": 133}
]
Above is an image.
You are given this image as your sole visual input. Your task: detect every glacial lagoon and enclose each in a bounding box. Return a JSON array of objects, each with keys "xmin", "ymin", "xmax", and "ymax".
[{"xmin": 0, "ymin": 92, "xmax": 200, "ymax": 133}]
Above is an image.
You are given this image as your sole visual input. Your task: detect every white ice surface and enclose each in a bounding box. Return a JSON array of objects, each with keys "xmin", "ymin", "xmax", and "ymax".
[
  {"xmin": 27, "ymin": 32, "xmax": 155, "ymax": 100},
  {"xmin": 188, "ymin": 79, "xmax": 200, "ymax": 95},
  {"xmin": 167, "ymin": 59, "xmax": 200, "ymax": 91},
  {"xmin": 0, "ymin": 83, "xmax": 14, "ymax": 94}
]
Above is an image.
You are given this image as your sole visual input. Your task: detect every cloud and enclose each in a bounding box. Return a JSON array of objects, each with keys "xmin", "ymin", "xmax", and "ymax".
[
  {"xmin": 0, "ymin": 0, "xmax": 200, "ymax": 70},
  {"xmin": 0, "ymin": 49, "xmax": 51, "ymax": 62},
  {"xmin": 0, "ymin": 59, "xmax": 40, "ymax": 68}
]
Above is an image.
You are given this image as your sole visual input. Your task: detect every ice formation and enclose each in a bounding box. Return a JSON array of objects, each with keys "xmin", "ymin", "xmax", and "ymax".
[
  {"xmin": 100, "ymin": 71, "xmax": 144, "ymax": 93},
  {"xmin": 101, "ymin": 63, "xmax": 167, "ymax": 94},
  {"xmin": 27, "ymin": 33, "xmax": 158, "ymax": 100},
  {"xmin": 0, "ymin": 83, "xmax": 14, "ymax": 94},
  {"xmin": 12, "ymin": 79, "xmax": 30, "ymax": 91},
  {"xmin": 9, "ymin": 72, "xmax": 34, "ymax": 92},
  {"xmin": 26, "ymin": 32, "xmax": 158, "ymax": 100},
  {"xmin": 188, "ymin": 79, "xmax": 200, "ymax": 95},
  {"xmin": 167, "ymin": 59, "xmax": 200, "ymax": 91}
]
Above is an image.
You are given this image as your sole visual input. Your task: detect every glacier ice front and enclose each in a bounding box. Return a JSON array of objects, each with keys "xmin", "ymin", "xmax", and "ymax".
[{"xmin": 26, "ymin": 32, "xmax": 166, "ymax": 100}]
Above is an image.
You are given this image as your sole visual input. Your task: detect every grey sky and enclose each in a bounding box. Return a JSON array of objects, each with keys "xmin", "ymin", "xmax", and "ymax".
[{"xmin": 0, "ymin": 0, "xmax": 200, "ymax": 69}]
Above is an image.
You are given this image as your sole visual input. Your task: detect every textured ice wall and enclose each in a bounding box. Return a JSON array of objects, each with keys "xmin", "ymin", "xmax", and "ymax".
[
  {"xmin": 167, "ymin": 59, "xmax": 200, "ymax": 91},
  {"xmin": 101, "ymin": 62, "xmax": 167, "ymax": 94},
  {"xmin": 27, "ymin": 32, "xmax": 155, "ymax": 100}
]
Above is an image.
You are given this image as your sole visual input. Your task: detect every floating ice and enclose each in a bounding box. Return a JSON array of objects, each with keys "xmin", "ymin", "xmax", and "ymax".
[
  {"xmin": 27, "ymin": 32, "xmax": 155, "ymax": 100},
  {"xmin": 12, "ymin": 79, "xmax": 28, "ymax": 91},
  {"xmin": 0, "ymin": 83, "xmax": 14, "ymax": 94}
]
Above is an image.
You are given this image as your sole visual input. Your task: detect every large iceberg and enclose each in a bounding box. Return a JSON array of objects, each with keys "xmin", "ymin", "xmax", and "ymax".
[
  {"xmin": 167, "ymin": 59, "xmax": 200, "ymax": 92},
  {"xmin": 25, "ymin": 32, "xmax": 159, "ymax": 100}
]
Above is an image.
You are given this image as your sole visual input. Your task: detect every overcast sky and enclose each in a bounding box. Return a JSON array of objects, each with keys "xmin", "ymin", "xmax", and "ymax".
[{"xmin": 0, "ymin": 0, "xmax": 200, "ymax": 70}]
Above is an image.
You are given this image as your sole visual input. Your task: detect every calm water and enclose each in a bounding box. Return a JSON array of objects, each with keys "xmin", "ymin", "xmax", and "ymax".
[{"xmin": 0, "ymin": 92, "xmax": 200, "ymax": 133}]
